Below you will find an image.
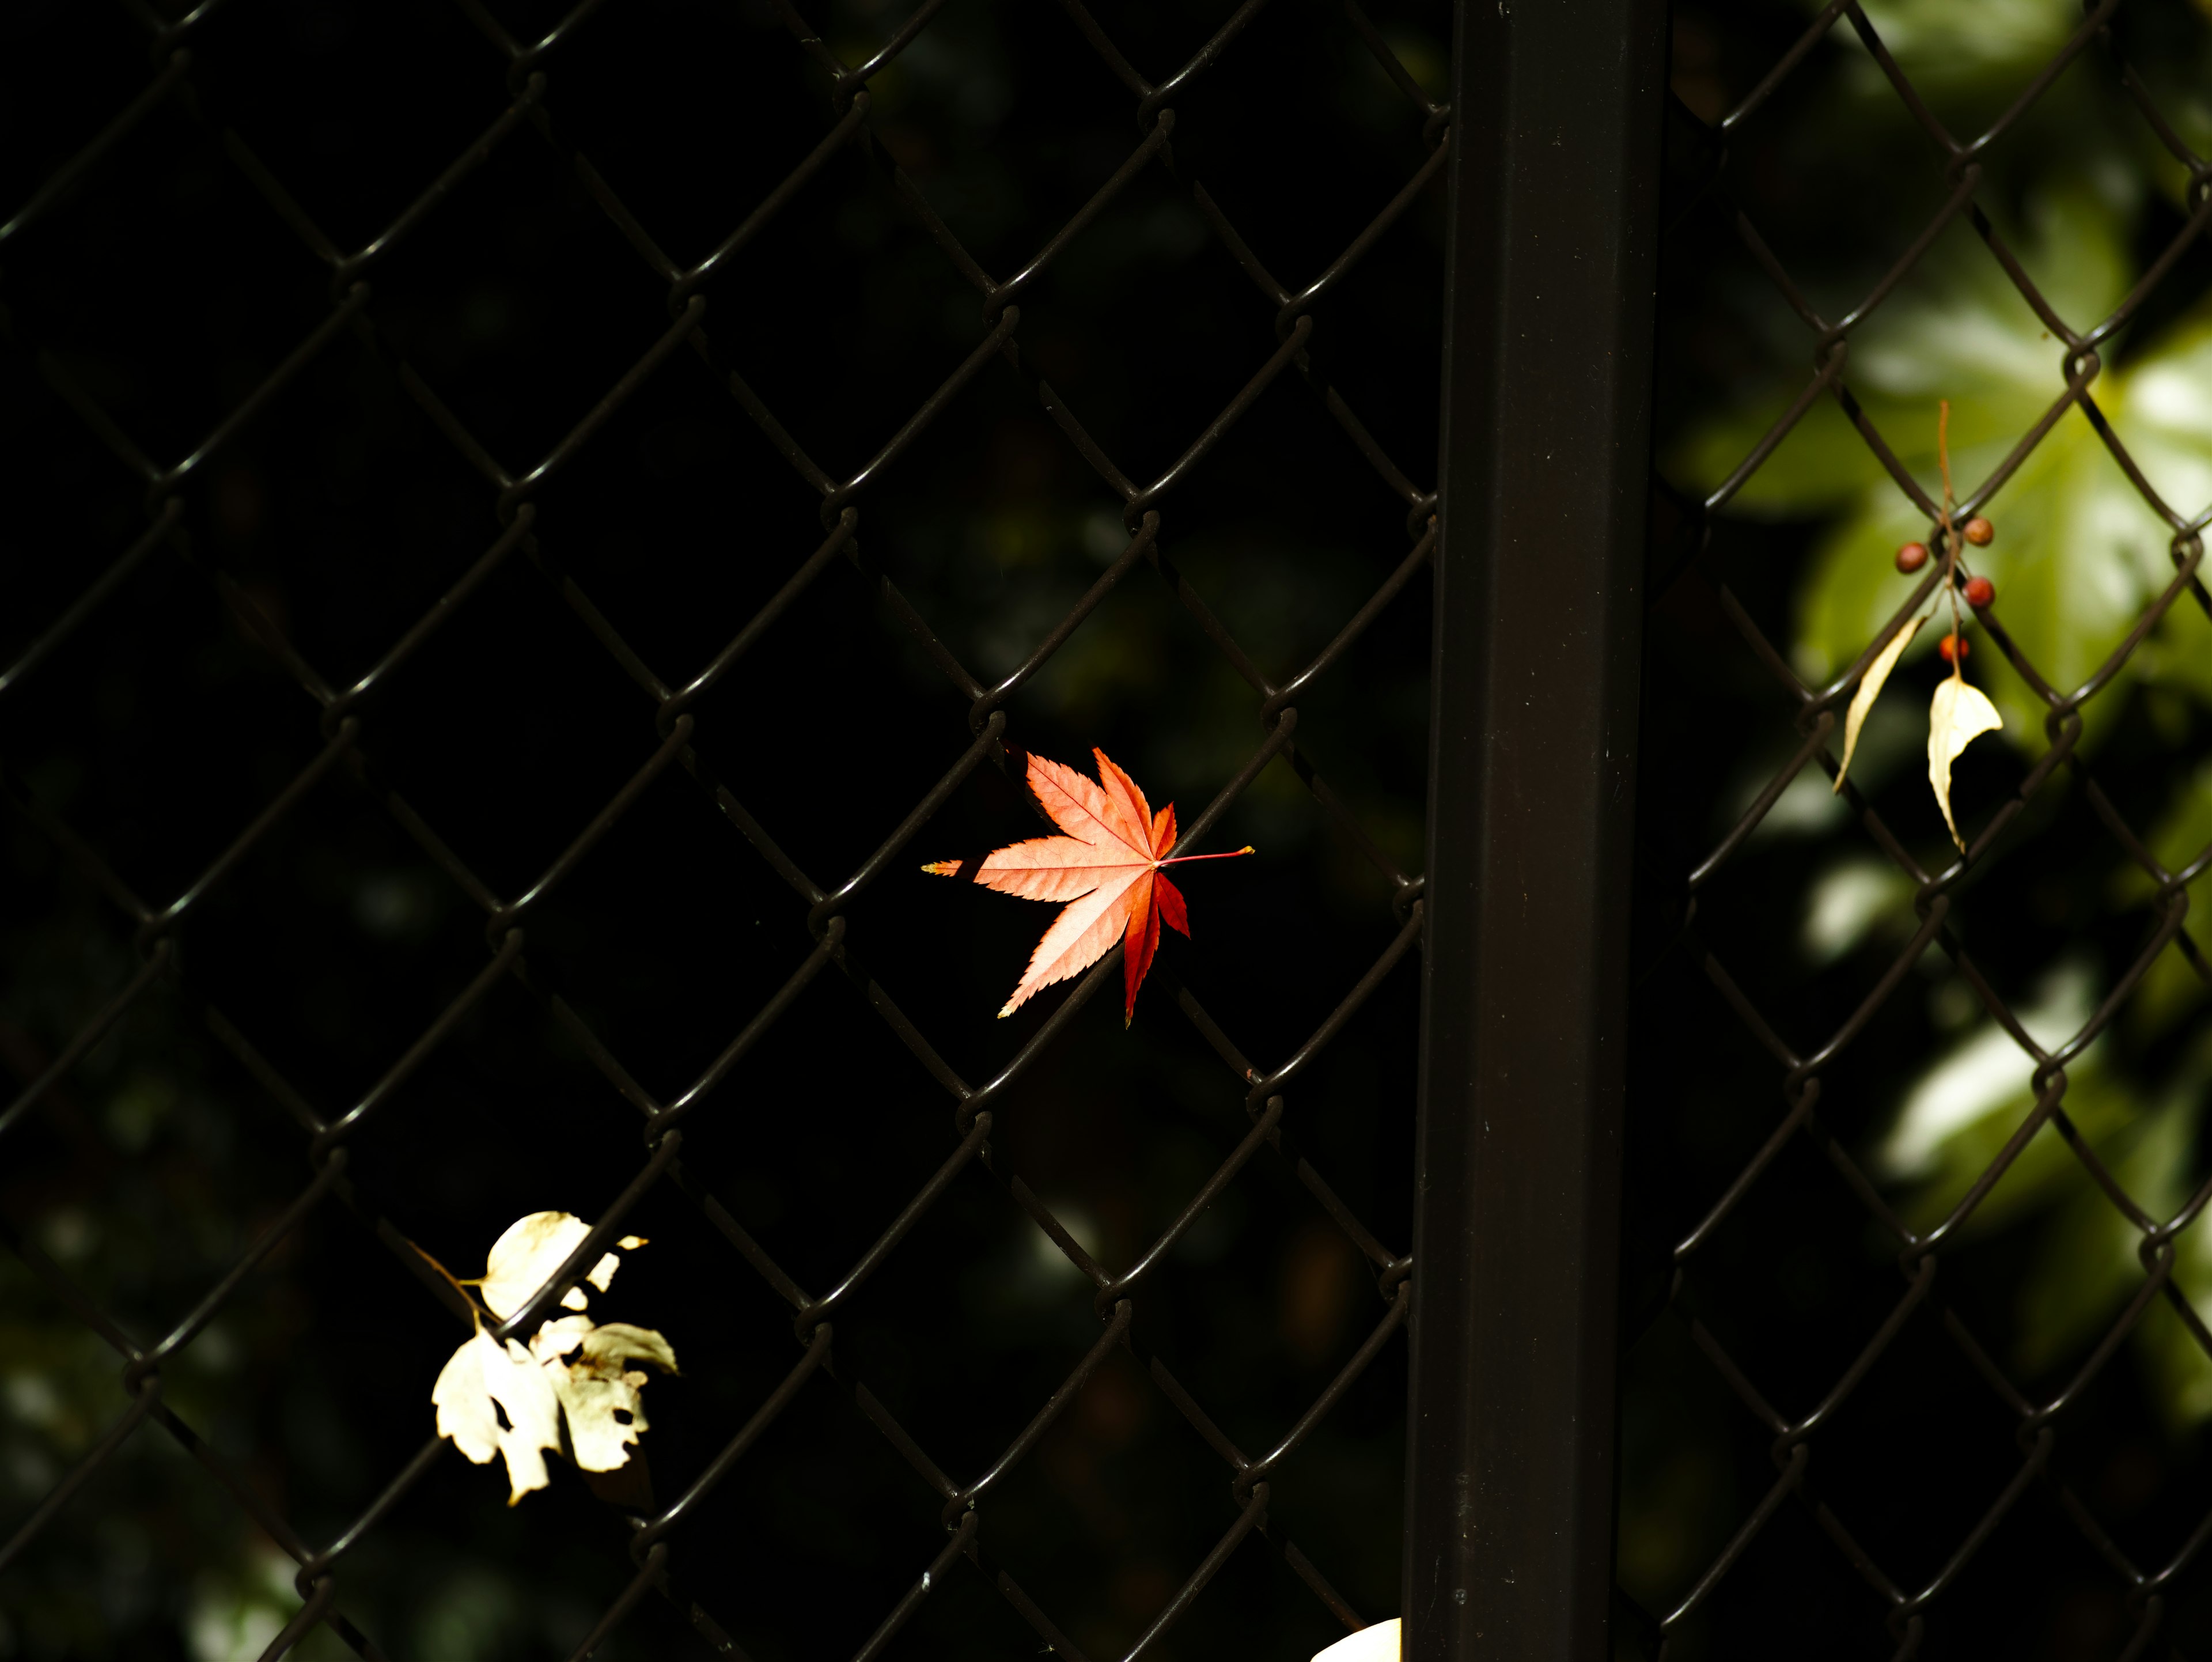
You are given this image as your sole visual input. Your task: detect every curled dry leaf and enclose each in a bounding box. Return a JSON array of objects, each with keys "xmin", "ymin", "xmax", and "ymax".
[
  {"xmin": 1929, "ymin": 675, "xmax": 2002, "ymax": 851},
  {"xmin": 428, "ymin": 1212, "xmax": 676, "ymax": 1505},
  {"xmin": 531, "ymin": 1317, "xmax": 681, "ymax": 1473},
  {"xmin": 475, "ymin": 1210, "xmax": 647, "ymax": 1320},
  {"xmin": 1834, "ymin": 614, "xmax": 1925, "ymax": 794}
]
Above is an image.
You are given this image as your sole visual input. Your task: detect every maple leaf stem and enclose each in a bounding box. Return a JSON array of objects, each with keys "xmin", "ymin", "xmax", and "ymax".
[{"xmin": 1156, "ymin": 845, "xmax": 1255, "ymax": 866}]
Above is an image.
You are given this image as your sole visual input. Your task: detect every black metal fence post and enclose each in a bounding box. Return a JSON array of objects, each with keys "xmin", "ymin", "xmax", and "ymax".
[{"xmin": 1404, "ymin": 2, "xmax": 1668, "ymax": 1656}]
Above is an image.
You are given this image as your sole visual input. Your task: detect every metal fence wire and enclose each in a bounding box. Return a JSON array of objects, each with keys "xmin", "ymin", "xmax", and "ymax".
[
  {"xmin": 0, "ymin": 1, "xmax": 1443, "ymax": 1659},
  {"xmin": 1622, "ymin": 0, "xmax": 2212, "ymax": 1657}
]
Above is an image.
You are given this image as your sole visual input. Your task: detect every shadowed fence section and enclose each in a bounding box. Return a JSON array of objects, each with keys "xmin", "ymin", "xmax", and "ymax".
[{"xmin": 1, "ymin": 2, "xmax": 1446, "ymax": 1658}]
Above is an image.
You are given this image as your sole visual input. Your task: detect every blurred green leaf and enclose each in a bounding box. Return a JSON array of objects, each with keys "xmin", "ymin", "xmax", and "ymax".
[
  {"xmin": 1799, "ymin": 855, "xmax": 1918, "ymax": 963},
  {"xmin": 1875, "ymin": 960, "xmax": 2129, "ymax": 1235},
  {"xmin": 1828, "ymin": 0, "xmax": 2080, "ymax": 100},
  {"xmin": 185, "ymin": 1549, "xmax": 354, "ymax": 1662},
  {"xmin": 2131, "ymin": 1032, "xmax": 2212, "ymax": 1425},
  {"xmin": 2138, "ymin": 1292, "xmax": 2212, "ymax": 1430},
  {"xmin": 1879, "ymin": 971, "xmax": 2212, "ymax": 1422},
  {"xmin": 2013, "ymin": 1082, "xmax": 2191, "ymax": 1379},
  {"xmin": 2110, "ymin": 754, "xmax": 2212, "ymax": 1040}
]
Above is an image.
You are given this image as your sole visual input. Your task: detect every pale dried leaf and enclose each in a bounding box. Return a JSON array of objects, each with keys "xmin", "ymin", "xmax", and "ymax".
[
  {"xmin": 536, "ymin": 1320, "xmax": 680, "ymax": 1473},
  {"xmin": 1834, "ymin": 614, "xmax": 1925, "ymax": 793},
  {"xmin": 1312, "ymin": 1618, "xmax": 1399, "ymax": 1661},
  {"xmin": 431, "ymin": 1328, "xmax": 563, "ymax": 1505},
  {"xmin": 1929, "ymin": 676, "xmax": 2003, "ymax": 851},
  {"xmin": 476, "ymin": 1210, "xmax": 628, "ymax": 1319},
  {"xmin": 433, "ymin": 1214, "xmax": 673, "ymax": 1504}
]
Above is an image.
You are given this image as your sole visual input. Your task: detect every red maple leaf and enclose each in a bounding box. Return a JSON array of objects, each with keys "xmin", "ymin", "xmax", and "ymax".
[{"xmin": 924, "ymin": 749, "xmax": 1252, "ymax": 1024}]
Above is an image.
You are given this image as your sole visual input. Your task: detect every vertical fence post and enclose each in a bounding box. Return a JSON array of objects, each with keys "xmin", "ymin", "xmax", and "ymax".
[{"xmin": 1403, "ymin": 1, "xmax": 1668, "ymax": 1656}]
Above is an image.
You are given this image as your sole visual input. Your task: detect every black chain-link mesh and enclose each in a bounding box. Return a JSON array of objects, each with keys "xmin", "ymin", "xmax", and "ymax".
[
  {"xmin": 0, "ymin": 1, "xmax": 1445, "ymax": 1657},
  {"xmin": 1627, "ymin": 1, "xmax": 2212, "ymax": 1656}
]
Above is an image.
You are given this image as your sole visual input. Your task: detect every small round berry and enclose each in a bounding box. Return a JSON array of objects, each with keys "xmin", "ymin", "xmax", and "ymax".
[
  {"xmin": 1938, "ymin": 633, "xmax": 1970, "ymax": 663},
  {"xmin": 1895, "ymin": 541, "xmax": 1930, "ymax": 574},
  {"xmin": 1964, "ymin": 575, "xmax": 1995, "ymax": 609},
  {"xmin": 1963, "ymin": 517, "xmax": 1995, "ymax": 547}
]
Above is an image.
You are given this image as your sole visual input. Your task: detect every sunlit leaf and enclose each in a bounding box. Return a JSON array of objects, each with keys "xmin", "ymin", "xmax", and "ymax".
[
  {"xmin": 531, "ymin": 1318, "xmax": 680, "ymax": 1474},
  {"xmin": 431, "ymin": 1329, "xmax": 563, "ymax": 1506},
  {"xmin": 1929, "ymin": 675, "xmax": 2003, "ymax": 851},
  {"xmin": 429, "ymin": 1213, "xmax": 675, "ymax": 1504},
  {"xmin": 1835, "ymin": 613, "xmax": 1926, "ymax": 793}
]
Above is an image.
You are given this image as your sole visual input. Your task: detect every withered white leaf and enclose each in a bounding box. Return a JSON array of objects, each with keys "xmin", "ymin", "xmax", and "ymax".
[
  {"xmin": 430, "ymin": 1213, "xmax": 672, "ymax": 1504},
  {"xmin": 1928, "ymin": 676, "xmax": 2002, "ymax": 852},
  {"xmin": 532, "ymin": 1318, "xmax": 681, "ymax": 1472},
  {"xmin": 475, "ymin": 1210, "xmax": 648, "ymax": 1320},
  {"xmin": 1312, "ymin": 1618, "xmax": 1399, "ymax": 1661},
  {"xmin": 431, "ymin": 1328, "xmax": 563, "ymax": 1505},
  {"xmin": 1834, "ymin": 614, "xmax": 1926, "ymax": 794}
]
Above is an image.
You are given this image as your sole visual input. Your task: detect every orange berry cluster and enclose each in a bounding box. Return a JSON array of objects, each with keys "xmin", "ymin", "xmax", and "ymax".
[{"xmin": 1895, "ymin": 516, "xmax": 1997, "ymax": 610}]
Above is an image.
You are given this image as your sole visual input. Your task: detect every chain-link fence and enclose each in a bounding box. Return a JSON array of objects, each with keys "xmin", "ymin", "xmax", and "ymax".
[
  {"xmin": 0, "ymin": 1, "xmax": 1445, "ymax": 1658},
  {"xmin": 1622, "ymin": 0, "xmax": 2212, "ymax": 1656}
]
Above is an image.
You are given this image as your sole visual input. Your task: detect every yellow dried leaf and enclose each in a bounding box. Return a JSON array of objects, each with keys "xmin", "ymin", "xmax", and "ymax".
[
  {"xmin": 1929, "ymin": 676, "xmax": 2002, "ymax": 851},
  {"xmin": 1834, "ymin": 614, "xmax": 1925, "ymax": 794}
]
